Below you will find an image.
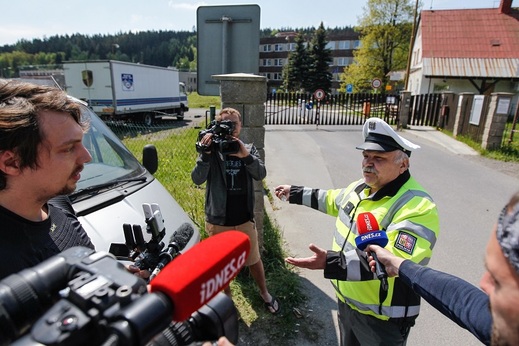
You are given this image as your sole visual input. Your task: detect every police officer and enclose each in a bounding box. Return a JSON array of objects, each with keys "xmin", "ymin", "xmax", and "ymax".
[{"xmin": 275, "ymin": 118, "xmax": 440, "ymax": 345}]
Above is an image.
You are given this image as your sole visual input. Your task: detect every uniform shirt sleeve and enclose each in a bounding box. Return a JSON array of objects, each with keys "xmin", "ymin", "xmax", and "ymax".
[{"xmin": 399, "ymin": 260, "xmax": 492, "ymax": 345}]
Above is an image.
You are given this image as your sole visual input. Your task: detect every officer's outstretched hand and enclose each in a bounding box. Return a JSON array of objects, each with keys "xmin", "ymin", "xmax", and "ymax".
[{"xmin": 285, "ymin": 243, "xmax": 327, "ymax": 270}]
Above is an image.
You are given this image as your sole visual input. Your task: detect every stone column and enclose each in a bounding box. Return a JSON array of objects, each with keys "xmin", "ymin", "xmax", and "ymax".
[
  {"xmin": 452, "ymin": 93, "xmax": 474, "ymax": 137},
  {"xmin": 212, "ymin": 73, "xmax": 267, "ymax": 246},
  {"xmin": 481, "ymin": 93, "xmax": 513, "ymax": 150}
]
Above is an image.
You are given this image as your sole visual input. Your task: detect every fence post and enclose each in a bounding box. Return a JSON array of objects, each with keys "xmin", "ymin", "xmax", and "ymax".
[
  {"xmin": 398, "ymin": 91, "xmax": 412, "ymax": 129},
  {"xmin": 453, "ymin": 93, "xmax": 474, "ymax": 137},
  {"xmin": 212, "ymin": 73, "xmax": 267, "ymax": 247}
]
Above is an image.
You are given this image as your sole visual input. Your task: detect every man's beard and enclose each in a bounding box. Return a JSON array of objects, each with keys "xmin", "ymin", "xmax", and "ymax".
[
  {"xmin": 491, "ymin": 323, "xmax": 506, "ymax": 346},
  {"xmin": 57, "ymin": 184, "xmax": 76, "ymax": 196}
]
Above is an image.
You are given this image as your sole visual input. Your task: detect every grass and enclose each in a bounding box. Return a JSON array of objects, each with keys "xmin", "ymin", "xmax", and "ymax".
[
  {"xmin": 442, "ymin": 126, "xmax": 519, "ymax": 162},
  {"xmin": 188, "ymin": 91, "xmax": 221, "ymax": 109}
]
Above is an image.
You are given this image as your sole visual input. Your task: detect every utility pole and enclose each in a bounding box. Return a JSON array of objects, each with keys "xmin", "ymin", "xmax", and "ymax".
[{"xmin": 404, "ymin": 0, "xmax": 420, "ymax": 90}]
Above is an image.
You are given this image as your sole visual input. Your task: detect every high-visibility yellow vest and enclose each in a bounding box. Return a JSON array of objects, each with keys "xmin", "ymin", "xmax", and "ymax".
[{"xmin": 296, "ymin": 175, "xmax": 439, "ymax": 321}]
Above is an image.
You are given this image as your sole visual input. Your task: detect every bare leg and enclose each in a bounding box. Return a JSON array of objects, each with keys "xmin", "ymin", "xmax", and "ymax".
[{"xmin": 249, "ymin": 259, "xmax": 271, "ymax": 302}]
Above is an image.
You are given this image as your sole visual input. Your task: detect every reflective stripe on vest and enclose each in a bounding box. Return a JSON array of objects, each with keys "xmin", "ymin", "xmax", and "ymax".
[{"xmin": 331, "ymin": 280, "xmax": 421, "ymax": 319}]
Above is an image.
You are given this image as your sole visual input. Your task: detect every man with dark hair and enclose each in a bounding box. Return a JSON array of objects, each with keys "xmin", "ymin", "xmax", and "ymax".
[
  {"xmin": 0, "ymin": 79, "xmax": 94, "ymax": 279},
  {"xmin": 368, "ymin": 191, "xmax": 519, "ymax": 346}
]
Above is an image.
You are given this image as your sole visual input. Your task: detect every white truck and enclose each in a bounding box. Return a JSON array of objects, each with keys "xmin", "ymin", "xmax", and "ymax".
[{"xmin": 63, "ymin": 60, "xmax": 188, "ymax": 125}]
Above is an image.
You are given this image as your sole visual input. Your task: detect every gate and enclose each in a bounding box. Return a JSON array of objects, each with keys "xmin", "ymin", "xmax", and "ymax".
[
  {"xmin": 265, "ymin": 92, "xmax": 400, "ymax": 126},
  {"xmin": 265, "ymin": 92, "xmax": 442, "ymax": 127}
]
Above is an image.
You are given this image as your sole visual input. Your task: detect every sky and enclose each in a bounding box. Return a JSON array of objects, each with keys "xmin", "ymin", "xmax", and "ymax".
[{"xmin": 0, "ymin": 0, "xmax": 505, "ymax": 46}]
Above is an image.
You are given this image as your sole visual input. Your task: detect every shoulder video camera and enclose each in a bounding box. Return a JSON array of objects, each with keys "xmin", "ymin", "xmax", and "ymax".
[{"xmin": 196, "ymin": 119, "xmax": 240, "ymax": 155}]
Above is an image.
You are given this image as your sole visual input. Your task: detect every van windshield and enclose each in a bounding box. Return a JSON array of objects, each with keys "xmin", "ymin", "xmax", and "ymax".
[{"xmin": 75, "ymin": 104, "xmax": 146, "ymax": 191}]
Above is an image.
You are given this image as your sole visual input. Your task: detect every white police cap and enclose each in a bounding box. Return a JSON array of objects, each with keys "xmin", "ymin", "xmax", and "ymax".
[{"xmin": 356, "ymin": 118, "xmax": 420, "ymax": 156}]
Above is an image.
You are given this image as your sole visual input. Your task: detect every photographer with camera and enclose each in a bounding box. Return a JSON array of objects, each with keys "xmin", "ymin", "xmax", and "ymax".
[
  {"xmin": 0, "ymin": 80, "xmax": 96, "ymax": 280},
  {"xmin": 192, "ymin": 107, "xmax": 280, "ymax": 315}
]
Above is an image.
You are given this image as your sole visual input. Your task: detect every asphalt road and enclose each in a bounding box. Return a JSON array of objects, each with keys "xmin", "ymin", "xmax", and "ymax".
[{"xmin": 263, "ymin": 124, "xmax": 519, "ymax": 346}]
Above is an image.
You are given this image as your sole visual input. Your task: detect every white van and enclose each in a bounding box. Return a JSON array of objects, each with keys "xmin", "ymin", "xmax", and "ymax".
[{"xmin": 70, "ymin": 101, "xmax": 200, "ymax": 254}]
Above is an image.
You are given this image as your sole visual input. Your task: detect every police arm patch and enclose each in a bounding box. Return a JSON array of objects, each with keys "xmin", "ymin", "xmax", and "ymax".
[{"xmin": 394, "ymin": 231, "xmax": 417, "ymax": 255}]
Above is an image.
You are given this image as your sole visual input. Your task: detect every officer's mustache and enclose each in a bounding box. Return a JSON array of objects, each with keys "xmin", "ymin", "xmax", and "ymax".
[{"xmin": 363, "ymin": 166, "xmax": 377, "ymax": 174}]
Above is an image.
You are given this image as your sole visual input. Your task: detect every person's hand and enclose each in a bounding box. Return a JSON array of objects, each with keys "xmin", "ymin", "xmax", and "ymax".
[
  {"xmin": 230, "ymin": 137, "xmax": 249, "ymax": 158},
  {"xmin": 274, "ymin": 185, "xmax": 290, "ymax": 201},
  {"xmin": 198, "ymin": 132, "xmax": 214, "ymax": 154},
  {"xmin": 285, "ymin": 243, "xmax": 327, "ymax": 270},
  {"xmin": 366, "ymin": 245, "xmax": 405, "ymax": 277},
  {"xmin": 126, "ymin": 264, "xmax": 151, "ymax": 280},
  {"xmin": 202, "ymin": 336, "xmax": 234, "ymax": 346}
]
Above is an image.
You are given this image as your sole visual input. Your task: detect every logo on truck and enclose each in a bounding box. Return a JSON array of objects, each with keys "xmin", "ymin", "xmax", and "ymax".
[
  {"xmin": 81, "ymin": 70, "xmax": 93, "ymax": 87},
  {"xmin": 121, "ymin": 74, "xmax": 134, "ymax": 91}
]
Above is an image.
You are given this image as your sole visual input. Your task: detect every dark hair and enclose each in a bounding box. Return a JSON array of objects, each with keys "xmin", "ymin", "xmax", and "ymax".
[{"xmin": 0, "ymin": 80, "xmax": 85, "ymax": 190}]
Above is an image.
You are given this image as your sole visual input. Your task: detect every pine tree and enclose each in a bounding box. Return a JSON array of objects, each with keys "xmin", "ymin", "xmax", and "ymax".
[
  {"xmin": 306, "ymin": 22, "xmax": 333, "ymax": 94},
  {"xmin": 282, "ymin": 32, "xmax": 310, "ymax": 92}
]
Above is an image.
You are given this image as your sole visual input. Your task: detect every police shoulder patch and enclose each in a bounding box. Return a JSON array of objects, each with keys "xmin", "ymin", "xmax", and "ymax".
[{"xmin": 394, "ymin": 231, "xmax": 417, "ymax": 255}]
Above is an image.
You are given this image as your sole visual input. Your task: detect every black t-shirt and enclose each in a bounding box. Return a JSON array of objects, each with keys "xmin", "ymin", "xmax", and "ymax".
[
  {"xmin": 0, "ymin": 199, "xmax": 94, "ymax": 280},
  {"xmin": 225, "ymin": 156, "xmax": 250, "ymax": 225}
]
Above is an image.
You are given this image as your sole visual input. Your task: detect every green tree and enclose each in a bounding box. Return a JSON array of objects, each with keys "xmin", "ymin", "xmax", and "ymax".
[
  {"xmin": 306, "ymin": 22, "xmax": 333, "ymax": 94},
  {"xmin": 340, "ymin": 0, "xmax": 416, "ymax": 92},
  {"xmin": 282, "ymin": 32, "xmax": 310, "ymax": 92}
]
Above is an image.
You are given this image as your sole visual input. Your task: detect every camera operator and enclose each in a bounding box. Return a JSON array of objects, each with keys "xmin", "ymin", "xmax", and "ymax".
[
  {"xmin": 191, "ymin": 107, "xmax": 280, "ymax": 314},
  {"xmin": 0, "ymin": 80, "xmax": 95, "ymax": 280}
]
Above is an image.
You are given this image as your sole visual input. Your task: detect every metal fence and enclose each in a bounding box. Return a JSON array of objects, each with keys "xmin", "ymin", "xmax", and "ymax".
[{"xmin": 265, "ymin": 92, "xmax": 400, "ymax": 126}]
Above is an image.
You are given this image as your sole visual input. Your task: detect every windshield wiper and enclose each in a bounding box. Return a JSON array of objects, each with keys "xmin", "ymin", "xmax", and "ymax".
[{"xmin": 70, "ymin": 177, "xmax": 148, "ymax": 200}]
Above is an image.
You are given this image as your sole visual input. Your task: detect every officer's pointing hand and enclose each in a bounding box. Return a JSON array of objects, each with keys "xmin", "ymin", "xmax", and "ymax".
[{"xmin": 285, "ymin": 243, "xmax": 327, "ymax": 270}]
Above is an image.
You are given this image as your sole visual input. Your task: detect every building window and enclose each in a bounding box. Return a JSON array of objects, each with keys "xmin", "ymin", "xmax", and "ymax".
[
  {"xmin": 274, "ymin": 44, "xmax": 283, "ymax": 51},
  {"xmin": 336, "ymin": 57, "xmax": 350, "ymax": 66},
  {"xmin": 263, "ymin": 44, "xmax": 271, "ymax": 52},
  {"xmin": 274, "ymin": 59, "xmax": 284, "ymax": 66},
  {"xmin": 353, "ymin": 40, "xmax": 361, "ymax": 48},
  {"xmin": 338, "ymin": 40, "xmax": 350, "ymax": 49},
  {"xmin": 326, "ymin": 42, "xmax": 335, "ymax": 50}
]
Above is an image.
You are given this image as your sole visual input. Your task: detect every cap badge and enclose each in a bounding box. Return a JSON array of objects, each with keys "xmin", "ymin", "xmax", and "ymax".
[{"xmin": 368, "ymin": 121, "xmax": 377, "ymax": 131}]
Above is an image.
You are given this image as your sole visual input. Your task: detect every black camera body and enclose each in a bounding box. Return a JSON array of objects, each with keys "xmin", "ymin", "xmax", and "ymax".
[{"xmin": 196, "ymin": 119, "xmax": 240, "ymax": 155}]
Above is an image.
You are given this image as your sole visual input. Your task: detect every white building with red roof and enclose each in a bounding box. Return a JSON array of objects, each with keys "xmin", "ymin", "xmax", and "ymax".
[{"xmin": 408, "ymin": 0, "xmax": 519, "ymax": 95}]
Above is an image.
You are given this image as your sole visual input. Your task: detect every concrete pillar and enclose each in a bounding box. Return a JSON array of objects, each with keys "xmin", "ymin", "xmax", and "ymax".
[
  {"xmin": 481, "ymin": 93, "xmax": 513, "ymax": 150},
  {"xmin": 453, "ymin": 93, "xmax": 474, "ymax": 137},
  {"xmin": 398, "ymin": 91, "xmax": 412, "ymax": 129},
  {"xmin": 212, "ymin": 73, "xmax": 267, "ymax": 247}
]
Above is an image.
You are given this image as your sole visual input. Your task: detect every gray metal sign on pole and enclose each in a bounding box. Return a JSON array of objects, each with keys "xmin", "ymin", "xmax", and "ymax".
[{"xmin": 197, "ymin": 5, "xmax": 260, "ymax": 96}]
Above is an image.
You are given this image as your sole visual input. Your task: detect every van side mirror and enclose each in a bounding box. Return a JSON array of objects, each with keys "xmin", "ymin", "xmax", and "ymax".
[{"xmin": 142, "ymin": 144, "xmax": 158, "ymax": 174}]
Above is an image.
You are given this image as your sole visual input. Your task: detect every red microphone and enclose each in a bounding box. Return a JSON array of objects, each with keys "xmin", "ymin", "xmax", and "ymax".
[
  {"xmin": 355, "ymin": 212, "xmax": 388, "ymax": 291},
  {"xmin": 151, "ymin": 230, "xmax": 250, "ymax": 321}
]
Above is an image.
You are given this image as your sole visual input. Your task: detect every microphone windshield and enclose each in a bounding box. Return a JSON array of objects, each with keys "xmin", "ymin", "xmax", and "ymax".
[
  {"xmin": 170, "ymin": 222, "xmax": 195, "ymax": 251},
  {"xmin": 150, "ymin": 230, "xmax": 250, "ymax": 321},
  {"xmin": 355, "ymin": 212, "xmax": 388, "ymax": 250},
  {"xmin": 357, "ymin": 212, "xmax": 380, "ymax": 234}
]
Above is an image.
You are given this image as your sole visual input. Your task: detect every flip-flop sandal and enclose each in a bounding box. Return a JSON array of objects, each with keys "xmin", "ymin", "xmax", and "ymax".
[{"xmin": 264, "ymin": 295, "xmax": 281, "ymax": 315}]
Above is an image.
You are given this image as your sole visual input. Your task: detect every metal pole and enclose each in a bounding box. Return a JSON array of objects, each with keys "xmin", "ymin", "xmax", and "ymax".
[
  {"xmin": 509, "ymin": 101, "xmax": 519, "ymax": 145},
  {"xmin": 221, "ymin": 16, "xmax": 231, "ymax": 74}
]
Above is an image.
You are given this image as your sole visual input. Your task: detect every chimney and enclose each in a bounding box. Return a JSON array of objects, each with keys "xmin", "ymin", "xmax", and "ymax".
[{"xmin": 499, "ymin": 0, "xmax": 513, "ymax": 14}]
